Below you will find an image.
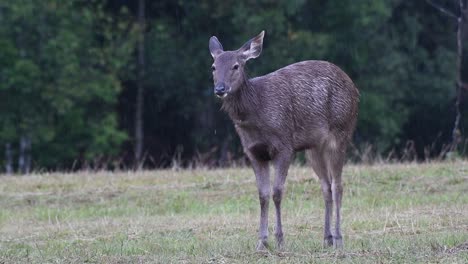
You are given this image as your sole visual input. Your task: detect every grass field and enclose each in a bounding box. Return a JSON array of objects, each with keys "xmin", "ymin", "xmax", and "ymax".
[{"xmin": 0, "ymin": 162, "xmax": 467, "ymax": 263}]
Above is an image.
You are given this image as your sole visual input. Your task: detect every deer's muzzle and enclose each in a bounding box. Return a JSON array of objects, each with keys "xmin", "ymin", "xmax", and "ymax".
[{"xmin": 214, "ymin": 83, "xmax": 229, "ymax": 98}]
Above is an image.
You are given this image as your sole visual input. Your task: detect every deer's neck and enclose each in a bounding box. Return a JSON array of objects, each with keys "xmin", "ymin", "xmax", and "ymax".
[{"xmin": 221, "ymin": 73, "xmax": 259, "ymax": 122}]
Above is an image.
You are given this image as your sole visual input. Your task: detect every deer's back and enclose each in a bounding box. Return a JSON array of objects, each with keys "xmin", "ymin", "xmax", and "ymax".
[{"xmin": 251, "ymin": 60, "xmax": 359, "ymax": 150}]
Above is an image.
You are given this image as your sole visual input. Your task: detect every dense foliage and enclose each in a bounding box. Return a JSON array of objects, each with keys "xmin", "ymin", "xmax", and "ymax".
[{"xmin": 0, "ymin": 0, "xmax": 466, "ymax": 170}]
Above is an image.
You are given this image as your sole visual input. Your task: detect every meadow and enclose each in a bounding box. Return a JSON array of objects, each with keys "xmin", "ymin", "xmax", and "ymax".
[{"xmin": 0, "ymin": 161, "xmax": 467, "ymax": 263}]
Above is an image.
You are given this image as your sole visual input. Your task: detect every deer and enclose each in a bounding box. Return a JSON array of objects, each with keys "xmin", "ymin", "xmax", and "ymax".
[{"xmin": 209, "ymin": 30, "xmax": 359, "ymax": 251}]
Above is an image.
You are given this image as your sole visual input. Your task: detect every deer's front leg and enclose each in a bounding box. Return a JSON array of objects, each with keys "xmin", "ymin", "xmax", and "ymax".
[
  {"xmin": 251, "ymin": 159, "xmax": 270, "ymax": 251},
  {"xmin": 272, "ymin": 151, "xmax": 293, "ymax": 250}
]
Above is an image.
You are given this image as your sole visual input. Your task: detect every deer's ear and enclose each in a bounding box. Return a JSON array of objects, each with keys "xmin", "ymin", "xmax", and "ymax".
[
  {"xmin": 239, "ymin": 30, "xmax": 264, "ymax": 61},
  {"xmin": 209, "ymin": 36, "xmax": 224, "ymax": 58}
]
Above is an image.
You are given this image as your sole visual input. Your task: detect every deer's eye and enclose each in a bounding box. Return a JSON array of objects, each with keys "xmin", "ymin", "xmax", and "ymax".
[
  {"xmin": 233, "ymin": 64, "xmax": 239, "ymax": 70},
  {"xmin": 211, "ymin": 65, "xmax": 216, "ymax": 71}
]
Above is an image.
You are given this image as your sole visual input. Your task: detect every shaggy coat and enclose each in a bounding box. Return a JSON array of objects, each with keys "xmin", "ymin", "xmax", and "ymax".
[{"xmin": 209, "ymin": 31, "xmax": 359, "ymax": 251}]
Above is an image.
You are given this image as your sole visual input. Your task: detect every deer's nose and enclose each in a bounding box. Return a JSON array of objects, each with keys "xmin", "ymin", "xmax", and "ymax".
[{"xmin": 214, "ymin": 83, "xmax": 226, "ymax": 96}]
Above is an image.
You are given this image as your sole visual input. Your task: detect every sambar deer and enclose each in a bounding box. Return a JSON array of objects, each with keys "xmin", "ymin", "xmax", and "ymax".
[{"xmin": 209, "ymin": 31, "xmax": 359, "ymax": 251}]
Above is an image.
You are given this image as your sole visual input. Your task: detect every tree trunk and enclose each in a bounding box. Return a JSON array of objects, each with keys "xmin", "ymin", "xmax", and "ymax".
[
  {"xmin": 24, "ymin": 137, "xmax": 31, "ymax": 174},
  {"xmin": 451, "ymin": 15, "xmax": 462, "ymax": 151},
  {"xmin": 18, "ymin": 136, "xmax": 31, "ymax": 174},
  {"xmin": 427, "ymin": 1, "xmax": 467, "ymax": 153},
  {"xmin": 134, "ymin": 0, "xmax": 145, "ymax": 168},
  {"xmin": 451, "ymin": 0, "xmax": 467, "ymax": 152},
  {"xmin": 5, "ymin": 143, "xmax": 13, "ymax": 174}
]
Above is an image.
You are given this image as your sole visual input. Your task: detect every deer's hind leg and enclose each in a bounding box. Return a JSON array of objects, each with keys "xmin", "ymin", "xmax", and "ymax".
[
  {"xmin": 308, "ymin": 148, "xmax": 333, "ymax": 247},
  {"xmin": 323, "ymin": 140, "xmax": 346, "ymax": 249}
]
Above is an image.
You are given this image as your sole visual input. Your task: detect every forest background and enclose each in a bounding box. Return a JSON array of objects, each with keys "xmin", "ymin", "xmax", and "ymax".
[{"xmin": 1, "ymin": 0, "xmax": 467, "ymax": 171}]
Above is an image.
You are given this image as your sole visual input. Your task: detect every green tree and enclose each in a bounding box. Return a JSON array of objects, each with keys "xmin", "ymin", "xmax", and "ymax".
[{"xmin": 0, "ymin": 0, "xmax": 136, "ymax": 171}]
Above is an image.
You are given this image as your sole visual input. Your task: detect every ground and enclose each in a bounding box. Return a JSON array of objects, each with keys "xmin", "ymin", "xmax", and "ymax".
[{"xmin": 0, "ymin": 161, "xmax": 467, "ymax": 263}]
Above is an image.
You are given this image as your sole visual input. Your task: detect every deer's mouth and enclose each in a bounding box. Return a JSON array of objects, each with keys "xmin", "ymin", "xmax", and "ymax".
[
  {"xmin": 214, "ymin": 86, "xmax": 231, "ymax": 98},
  {"xmin": 216, "ymin": 93, "xmax": 228, "ymax": 98}
]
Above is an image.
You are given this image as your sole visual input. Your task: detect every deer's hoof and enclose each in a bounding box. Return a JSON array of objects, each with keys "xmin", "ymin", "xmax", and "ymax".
[
  {"xmin": 256, "ymin": 239, "xmax": 269, "ymax": 252},
  {"xmin": 275, "ymin": 236, "xmax": 284, "ymax": 251},
  {"xmin": 333, "ymin": 237, "xmax": 344, "ymax": 250},
  {"xmin": 323, "ymin": 235, "xmax": 334, "ymax": 247}
]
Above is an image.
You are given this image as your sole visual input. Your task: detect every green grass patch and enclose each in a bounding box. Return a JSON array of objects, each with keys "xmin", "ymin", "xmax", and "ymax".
[{"xmin": 0, "ymin": 162, "xmax": 467, "ymax": 263}]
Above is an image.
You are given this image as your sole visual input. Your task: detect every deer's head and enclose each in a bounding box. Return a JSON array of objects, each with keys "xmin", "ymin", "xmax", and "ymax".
[{"xmin": 209, "ymin": 31, "xmax": 265, "ymax": 98}]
